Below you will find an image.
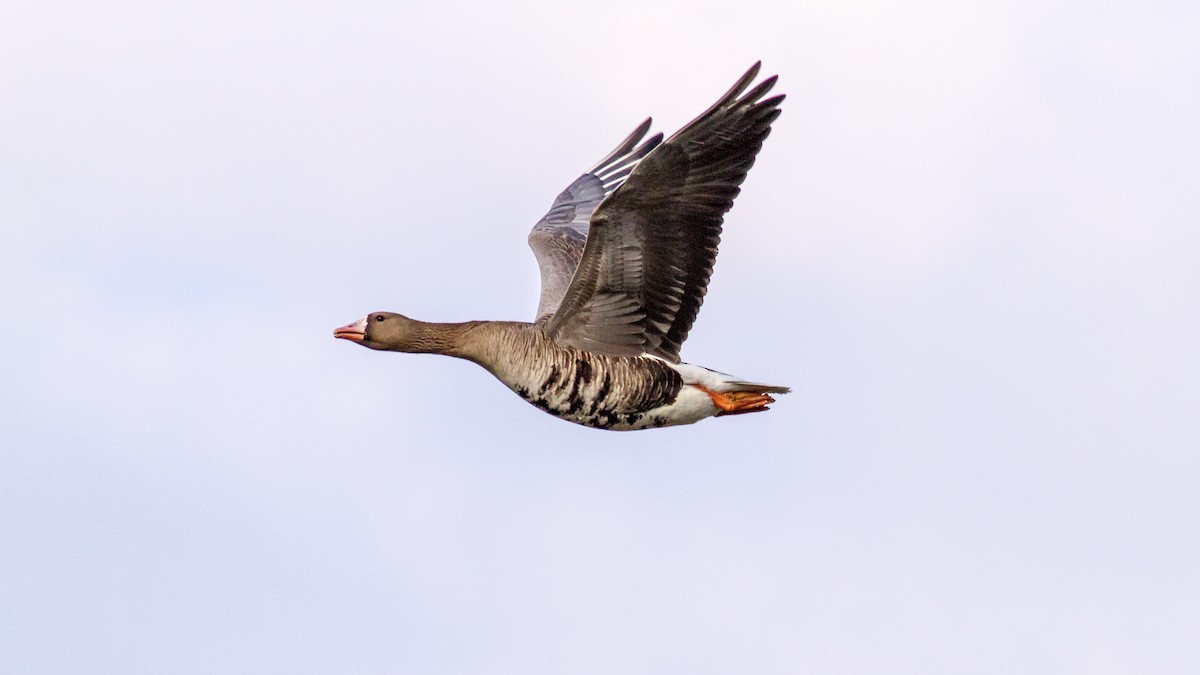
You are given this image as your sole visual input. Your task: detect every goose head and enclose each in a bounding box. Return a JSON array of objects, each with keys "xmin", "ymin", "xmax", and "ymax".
[{"xmin": 333, "ymin": 312, "xmax": 419, "ymax": 352}]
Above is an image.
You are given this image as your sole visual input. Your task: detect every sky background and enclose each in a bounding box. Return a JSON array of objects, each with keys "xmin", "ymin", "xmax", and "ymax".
[{"xmin": 3, "ymin": 1, "xmax": 1198, "ymax": 673}]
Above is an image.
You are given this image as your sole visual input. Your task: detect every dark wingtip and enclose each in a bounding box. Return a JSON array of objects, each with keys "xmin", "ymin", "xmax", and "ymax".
[
  {"xmin": 688, "ymin": 62, "xmax": 777, "ymax": 123},
  {"xmin": 722, "ymin": 62, "xmax": 764, "ymax": 105}
]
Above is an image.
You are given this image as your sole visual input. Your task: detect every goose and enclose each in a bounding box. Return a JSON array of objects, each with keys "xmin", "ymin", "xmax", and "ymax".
[{"xmin": 334, "ymin": 62, "xmax": 789, "ymax": 430}]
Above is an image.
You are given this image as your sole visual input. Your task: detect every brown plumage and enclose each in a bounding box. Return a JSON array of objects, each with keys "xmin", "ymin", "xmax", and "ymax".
[{"xmin": 334, "ymin": 63, "xmax": 789, "ymax": 430}]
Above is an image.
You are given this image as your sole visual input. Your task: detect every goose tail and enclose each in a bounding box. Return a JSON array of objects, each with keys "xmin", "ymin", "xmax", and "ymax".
[
  {"xmin": 660, "ymin": 359, "xmax": 790, "ymax": 416},
  {"xmin": 723, "ymin": 380, "xmax": 791, "ymax": 395}
]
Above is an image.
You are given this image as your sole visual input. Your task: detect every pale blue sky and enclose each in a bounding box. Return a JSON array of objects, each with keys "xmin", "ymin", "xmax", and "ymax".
[{"xmin": 3, "ymin": 1, "xmax": 1198, "ymax": 673}]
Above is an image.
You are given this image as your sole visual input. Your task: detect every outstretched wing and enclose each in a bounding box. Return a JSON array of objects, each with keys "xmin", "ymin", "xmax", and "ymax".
[
  {"xmin": 544, "ymin": 62, "xmax": 784, "ymax": 362},
  {"xmin": 528, "ymin": 119, "xmax": 663, "ymax": 322}
]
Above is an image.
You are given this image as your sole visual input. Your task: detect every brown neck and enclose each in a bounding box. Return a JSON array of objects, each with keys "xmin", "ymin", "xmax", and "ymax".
[
  {"xmin": 399, "ymin": 320, "xmax": 484, "ymax": 357},
  {"xmin": 373, "ymin": 318, "xmax": 533, "ymax": 372}
]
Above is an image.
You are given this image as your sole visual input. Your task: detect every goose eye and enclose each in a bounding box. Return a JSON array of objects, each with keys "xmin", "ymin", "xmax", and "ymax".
[{"xmin": 374, "ymin": 315, "xmax": 386, "ymax": 322}]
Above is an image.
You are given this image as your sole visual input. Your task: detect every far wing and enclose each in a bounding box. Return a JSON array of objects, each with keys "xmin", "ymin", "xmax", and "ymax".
[{"xmin": 528, "ymin": 119, "xmax": 662, "ymax": 322}]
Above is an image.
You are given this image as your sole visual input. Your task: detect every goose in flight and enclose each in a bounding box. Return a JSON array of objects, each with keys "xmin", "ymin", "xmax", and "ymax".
[{"xmin": 335, "ymin": 63, "xmax": 789, "ymax": 430}]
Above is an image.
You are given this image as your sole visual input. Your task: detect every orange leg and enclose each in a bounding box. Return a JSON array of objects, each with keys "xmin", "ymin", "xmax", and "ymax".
[{"xmin": 694, "ymin": 385, "xmax": 776, "ymax": 416}]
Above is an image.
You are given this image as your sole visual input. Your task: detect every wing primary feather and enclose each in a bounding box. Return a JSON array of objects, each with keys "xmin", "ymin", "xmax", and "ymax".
[
  {"xmin": 587, "ymin": 117, "xmax": 654, "ymax": 174},
  {"xmin": 674, "ymin": 62, "xmax": 762, "ymax": 133},
  {"xmin": 740, "ymin": 74, "xmax": 778, "ymax": 103},
  {"xmin": 595, "ymin": 132, "xmax": 664, "ymax": 181}
]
